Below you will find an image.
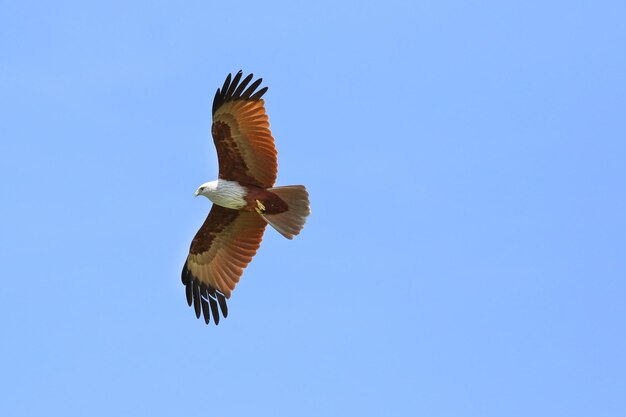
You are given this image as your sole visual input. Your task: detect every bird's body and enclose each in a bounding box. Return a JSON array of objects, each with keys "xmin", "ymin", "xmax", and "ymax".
[
  {"xmin": 181, "ymin": 71, "xmax": 310, "ymax": 326},
  {"xmin": 196, "ymin": 179, "xmax": 288, "ymax": 215}
]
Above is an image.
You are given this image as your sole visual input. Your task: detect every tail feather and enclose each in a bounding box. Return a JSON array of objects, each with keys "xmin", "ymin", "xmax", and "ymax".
[{"xmin": 261, "ymin": 185, "xmax": 310, "ymax": 239}]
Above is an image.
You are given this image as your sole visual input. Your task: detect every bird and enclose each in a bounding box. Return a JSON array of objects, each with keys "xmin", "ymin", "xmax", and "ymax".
[{"xmin": 181, "ymin": 71, "xmax": 310, "ymax": 326}]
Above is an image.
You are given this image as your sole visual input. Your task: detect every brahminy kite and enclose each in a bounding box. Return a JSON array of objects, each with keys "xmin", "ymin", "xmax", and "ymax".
[{"xmin": 181, "ymin": 71, "xmax": 310, "ymax": 326}]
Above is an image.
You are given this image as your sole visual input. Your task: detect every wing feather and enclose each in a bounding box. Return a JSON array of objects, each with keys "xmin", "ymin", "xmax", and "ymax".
[
  {"xmin": 249, "ymin": 86, "xmax": 268, "ymax": 101},
  {"xmin": 225, "ymin": 71, "xmax": 243, "ymax": 98},
  {"xmin": 241, "ymin": 78, "xmax": 263, "ymax": 100},
  {"xmin": 185, "ymin": 280, "xmax": 192, "ymax": 306},
  {"xmin": 211, "ymin": 72, "xmax": 278, "ymax": 188},
  {"xmin": 201, "ymin": 295, "xmax": 211, "ymax": 324},
  {"xmin": 193, "ymin": 282, "xmax": 201, "ymax": 318},
  {"xmin": 220, "ymin": 74, "xmax": 232, "ymax": 99},
  {"xmin": 217, "ymin": 293, "xmax": 229, "ymax": 317},
  {"xmin": 182, "ymin": 204, "xmax": 267, "ymax": 325}
]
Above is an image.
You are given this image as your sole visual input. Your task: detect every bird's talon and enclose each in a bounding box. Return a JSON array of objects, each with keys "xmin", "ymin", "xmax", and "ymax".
[{"xmin": 255, "ymin": 200, "xmax": 266, "ymax": 214}]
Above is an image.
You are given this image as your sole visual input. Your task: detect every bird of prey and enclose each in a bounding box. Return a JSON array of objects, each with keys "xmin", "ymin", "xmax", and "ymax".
[{"xmin": 181, "ymin": 71, "xmax": 310, "ymax": 326}]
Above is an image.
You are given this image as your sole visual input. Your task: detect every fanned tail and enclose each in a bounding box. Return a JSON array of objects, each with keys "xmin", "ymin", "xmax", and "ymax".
[{"xmin": 261, "ymin": 185, "xmax": 310, "ymax": 239}]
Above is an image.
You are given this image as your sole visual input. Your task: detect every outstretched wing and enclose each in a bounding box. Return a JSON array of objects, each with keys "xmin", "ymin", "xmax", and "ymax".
[
  {"xmin": 211, "ymin": 71, "xmax": 278, "ymax": 188},
  {"xmin": 182, "ymin": 204, "xmax": 268, "ymax": 325}
]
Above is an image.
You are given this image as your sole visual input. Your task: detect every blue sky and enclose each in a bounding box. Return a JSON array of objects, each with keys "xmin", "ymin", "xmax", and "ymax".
[{"xmin": 1, "ymin": 1, "xmax": 625, "ymax": 416}]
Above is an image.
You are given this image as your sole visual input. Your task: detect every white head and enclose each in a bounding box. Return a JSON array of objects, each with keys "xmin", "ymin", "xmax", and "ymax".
[
  {"xmin": 194, "ymin": 180, "xmax": 218, "ymax": 198},
  {"xmin": 193, "ymin": 179, "xmax": 248, "ymax": 210}
]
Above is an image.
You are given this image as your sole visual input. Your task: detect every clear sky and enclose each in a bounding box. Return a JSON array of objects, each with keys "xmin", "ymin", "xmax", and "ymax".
[{"xmin": 1, "ymin": 1, "xmax": 625, "ymax": 416}]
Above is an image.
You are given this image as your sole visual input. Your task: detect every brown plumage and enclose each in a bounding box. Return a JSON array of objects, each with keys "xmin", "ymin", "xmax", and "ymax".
[{"xmin": 182, "ymin": 71, "xmax": 310, "ymax": 326}]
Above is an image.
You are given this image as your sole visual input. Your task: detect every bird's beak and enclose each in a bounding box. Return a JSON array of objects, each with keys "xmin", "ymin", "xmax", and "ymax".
[{"xmin": 194, "ymin": 189, "xmax": 200, "ymax": 197}]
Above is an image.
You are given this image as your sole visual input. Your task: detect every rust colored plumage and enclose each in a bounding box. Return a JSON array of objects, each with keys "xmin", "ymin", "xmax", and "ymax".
[
  {"xmin": 242, "ymin": 187, "xmax": 288, "ymax": 214},
  {"xmin": 182, "ymin": 71, "xmax": 310, "ymax": 326},
  {"xmin": 183, "ymin": 205, "xmax": 267, "ymax": 323},
  {"xmin": 212, "ymin": 75, "xmax": 277, "ymax": 188}
]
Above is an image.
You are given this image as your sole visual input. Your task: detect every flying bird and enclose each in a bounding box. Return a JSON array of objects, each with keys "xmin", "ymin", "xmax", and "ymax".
[{"xmin": 181, "ymin": 71, "xmax": 310, "ymax": 326}]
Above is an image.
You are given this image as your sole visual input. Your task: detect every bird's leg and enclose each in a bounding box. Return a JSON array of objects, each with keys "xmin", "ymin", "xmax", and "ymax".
[{"xmin": 255, "ymin": 200, "xmax": 266, "ymax": 215}]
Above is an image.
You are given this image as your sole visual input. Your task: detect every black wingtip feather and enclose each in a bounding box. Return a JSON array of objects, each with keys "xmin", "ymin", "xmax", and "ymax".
[
  {"xmin": 181, "ymin": 261, "xmax": 230, "ymax": 326},
  {"xmin": 217, "ymin": 293, "xmax": 228, "ymax": 318},
  {"xmin": 212, "ymin": 72, "xmax": 268, "ymax": 115},
  {"xmin": 249, "ymin": 86, "xmax": 268, "ymax": 101},
  {"xmin": 181, "ymin": 262, "xmax": 190, "ymax": 285},
  {"xmin": 232, "ymin": 73, "xmax": 253, "ymax": 98},
  {"xmin": 241, "ymin": 78, "xmax": 262, "ymax": 100},
  {"xmin": 200, "ymin": 284, "xmax": 210, "ymax": 324},
  {"xmin": 201, "ymin": 297, "xmax": 210, "ymax": 324},
  {"xmin": 212, "ymin": 88, "xmax": 221, "ymax": 115},
  {"xmin": 225, "ymin": 71, "xmax": 243, "ymax": 98},
  {"xmin": 209, "ymin": 296, "xmax": 220, "ymax": 325},
  {"xmin": 185, "ymin": 283, "xmax": 192, "ymax": 306},
  {"xmin": 193, "ymin": 283, "xmax": 201, "ymax": 318},
  {"xmin": 221, "ymin": 73, "xmax": 232, "ymax": 97},
  {"xmin": 207, "ymin": 288, "xmax": 220, "ymax": 325}
]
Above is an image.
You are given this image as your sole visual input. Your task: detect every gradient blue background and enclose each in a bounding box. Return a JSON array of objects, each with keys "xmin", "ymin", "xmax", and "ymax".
[{"xmin": 1, "ymin": 1, "xmax": 625, "ymax": 416}]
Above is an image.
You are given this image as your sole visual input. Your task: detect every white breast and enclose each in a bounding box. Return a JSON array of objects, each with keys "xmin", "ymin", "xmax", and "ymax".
[{"xmin": 203, "ymin": 179, "xmax": 247, "ymax": 209}]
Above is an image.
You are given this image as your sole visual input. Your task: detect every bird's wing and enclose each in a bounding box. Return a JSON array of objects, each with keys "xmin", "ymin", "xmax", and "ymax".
[
  {"xmin": 182, "ymin": 204, "xmax": 268, "ymax": 325},
  {"xmin": 211, "ymin": 71, "xmax": 278, "ymax": 188}
]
